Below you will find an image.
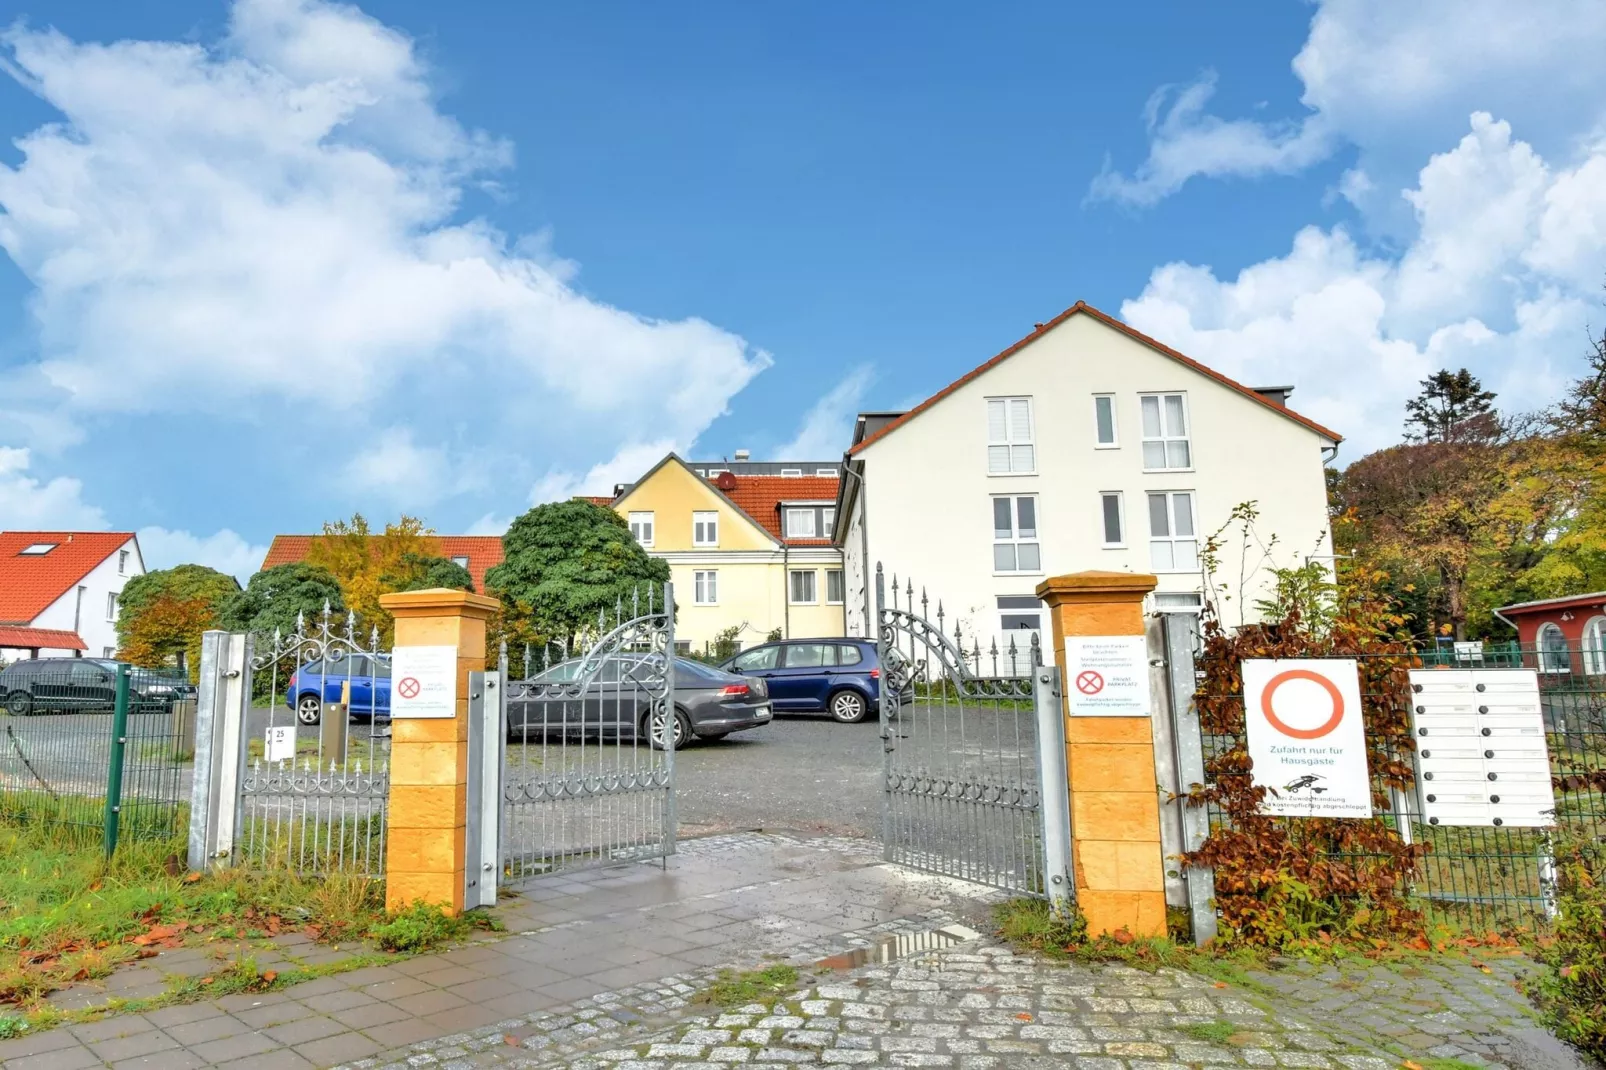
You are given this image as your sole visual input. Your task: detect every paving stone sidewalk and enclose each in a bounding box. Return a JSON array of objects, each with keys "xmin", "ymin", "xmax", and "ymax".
[
  {"xmin": 343, "ymin": 929, "xmax": 1598, "ymax": 1070},
  {"xmin": 0, "ymin": 833, "xmax": 998, "ymax": 1070}
]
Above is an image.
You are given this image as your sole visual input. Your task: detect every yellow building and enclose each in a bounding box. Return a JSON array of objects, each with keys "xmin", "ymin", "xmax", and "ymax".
[{"xmin": 608, "ymin": 455, "xmax": 845, "ymax": 653}]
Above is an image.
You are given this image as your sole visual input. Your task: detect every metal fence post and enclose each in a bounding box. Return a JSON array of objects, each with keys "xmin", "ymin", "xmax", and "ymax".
[
  {"xmin": 1034, "ymin": 663, "xmax": 1074, "ymax": 916},
  {"xmin": 187, "ymin": 631, "xmax": 250, "ymax": 871},
  {"xmin": 662, "ymin": 581, "xmax": 677, "ymax": 859},
  {"xmin": 465, "ymin": 671, "xmax": 497, "ymax": 910},
  {"xmin": 1161, "ymin": 613, "xmax": 1218, "ymax": 945},
  {"xmin": 103, "ymin": 664, "xmax": 132, "ymax": 857}
]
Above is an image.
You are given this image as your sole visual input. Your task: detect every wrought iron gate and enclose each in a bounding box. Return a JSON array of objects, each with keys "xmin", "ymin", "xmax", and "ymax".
[
  {"xmin": 235, "ymin": 608, "xmax": 391, "ymax": 876},
  {"xmin": 499, "ymin": 583, "xmax": 677, "ymax": 879},
  {"xmin": 876, "ymin": 565, "xmax": 1069, "ymax": 898}
]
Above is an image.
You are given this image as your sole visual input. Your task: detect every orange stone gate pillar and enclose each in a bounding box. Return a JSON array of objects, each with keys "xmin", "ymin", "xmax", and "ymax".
[
  {"xmin": 1035, "ymin": 571, "xmax": 1166, "ymax": 937},
  {"xmin": 378, "ymin": 587, "xmax": 500, "ymax": 915}
]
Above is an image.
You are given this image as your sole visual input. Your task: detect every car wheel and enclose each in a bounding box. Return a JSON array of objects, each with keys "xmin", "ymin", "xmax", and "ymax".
[
  {"xmin": 643, "ymin": 707, "xmax": 692, "ymax": 750},
  {"xmin": 4, "ymin": 691, "xmax": 31, "ymax": 717},
  {"xmin": 828, "ymin": 689, "xmax": 868, "ymax": 724},
  {"xmin": 295, "ymin": 694, "xmax": 322, "ymax": 726}
]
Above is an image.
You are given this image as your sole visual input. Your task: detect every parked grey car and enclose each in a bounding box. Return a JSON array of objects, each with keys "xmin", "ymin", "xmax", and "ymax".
[{"xmin": 507, "ymin": 655, "xmax": 771, "ymax": 749}]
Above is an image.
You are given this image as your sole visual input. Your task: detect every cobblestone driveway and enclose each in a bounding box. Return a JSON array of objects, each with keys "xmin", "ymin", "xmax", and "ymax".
[{"xmin": 342, "ymin": 921, "xmax": 1597, "ymax": 1070}]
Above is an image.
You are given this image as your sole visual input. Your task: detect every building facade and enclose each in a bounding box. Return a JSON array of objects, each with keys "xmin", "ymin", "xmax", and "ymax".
[
  {"xmin": 1494, "ymin": 592, "xmax": 1606, "ymax": 676},
  {"xmin": 613, "ymin": 455, "xmax": 844, "ymax": 652},
  {"xmin": 836, "ymin": 302, "xmax": 1340, "ymax": 660},
  {"xmin": 0, "ymin": 531, "xmax": 146, "ymax": 660}
]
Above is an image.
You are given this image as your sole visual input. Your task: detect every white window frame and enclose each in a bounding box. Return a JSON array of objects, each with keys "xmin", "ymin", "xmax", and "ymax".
[
  {"xmin": 1147, "ymin": 491, "xmax": 1199, "ymax": 574},
  {"xmin": 1099, "ymin": 491, "xmax": 1125, "ymax": 548},
  {"xmin": 1538, "ymin": 622, "xmax": 1571, "ymax": 674},
  {"xmin": 19, "ymin": 543, "xmax": 55, "ymax": 555},
  {"xmin": 991, "ymin": 494, "xmax": 1042, "ymax": 575},
  {"xmin": 822, "ymin": 508, "xmax": 836, "ymax": 539},
  {"xmin": 693, "ymin": 511, "xmax": 719, "ymax": 547},
  {"xmin": 780, "ymin": 468, "xmax": 803, "ymax": 477},
  {"xmin": 815, "ymin": 467, "xmax": 836, "ymax": 476},
  {"xmin": 784, "ymin": 508, "xmax": 817, "ymax": 539},
  {"xmin": 1093, "ymin": 394, "xmax": 1119, "ymax": 449},
  {"xmin": 1582, "ymin": 616, "xmax": 1606, "ymax": 676},
  {"xmin": 118, "ymin": 549, "xmax": 129, "ymax": 574},
  {"xmin": 693, "ymin": 570, "xmax": 718, "ymax": 606},
  {"xmin": 789, "ymin": 569, "xmax": 818, "ymax": 605},
  {"xmin": 103, "ymin": 647, "xmax": 116, "ymax": 658},
  {"xmin": 450, "ymin": 555, "xmax": 470, "ymax": 568},
  {"xmin": 826, "ymin": 568, "xmax": 845, "ymax": 604},
  {"xmin": 986, "ymin": 397, "xmax": 1036, "ymax": 476},
  {"xmin": 1139, "ymin": 392, "xmax": 1192, "ymax": 472},
  {"xmin": 1580, "ymin": 613, "xmax": 1606, "ymax": 671},
  {"xmin": 629, "ymin": 511, "xmax": 655, "ymax": 548},
  {"xmin": 107, "ymin": 592, "xmax": 119, "ymax": 621}
]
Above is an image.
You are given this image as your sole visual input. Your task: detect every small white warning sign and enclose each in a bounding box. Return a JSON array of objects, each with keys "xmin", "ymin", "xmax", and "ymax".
[
  {"xmin": 1064, "ymin": 636, "xmax": 1151, "ymax": 717},
  {"xmin": 390, "ymin": 645, "xmax": 458, "ymax": 719},
  {"xmin": 265, "ymin": 725, "xmax": 296, "ymax": 763}
]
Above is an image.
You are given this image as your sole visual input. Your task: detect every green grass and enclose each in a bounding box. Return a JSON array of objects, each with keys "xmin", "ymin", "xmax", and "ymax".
[
  {"xmin": 1181, "ymin": 1021, "xmax": 1240, "ymax": 1044},
  {"xmin": 0, "ymin": 807, "xmax": 486, "ymax": 1027},
  {"xmin": 698, "ymin": 964, "xmax": 799, "ymax": 1008},
  {"xmin": 1415, "ymin": 1059, "xmax": 1485, "ymax": 1070}
]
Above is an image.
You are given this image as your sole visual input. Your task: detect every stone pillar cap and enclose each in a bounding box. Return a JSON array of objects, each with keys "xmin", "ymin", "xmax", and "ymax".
[
  {"xmin": 379, "ymin": 588, "xmax": 501, "ymax": 619},
  {"xmin": 1035, "ymin": 571, "xmax": 1158, "ymax": 601}
]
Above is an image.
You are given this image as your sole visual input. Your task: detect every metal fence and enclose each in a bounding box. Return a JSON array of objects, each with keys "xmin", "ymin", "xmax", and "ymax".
[
  {"xmin": 235, "ymin": 613, "xmax": 391, "ymax": 876},
  {"xmin": 499, "ymin": 584, "xmax": 677, "ymax": 880},
  {"xmin": 0, "ymin": 661, "xmax": 191, "ymax": 849},
  {"xmin": 1188, "ymin": 641, "xmax": 1606, "ymax": 930},
  {"xmin": 876, "ymin": 567, "xmax": 1062, "ymax": 896}
]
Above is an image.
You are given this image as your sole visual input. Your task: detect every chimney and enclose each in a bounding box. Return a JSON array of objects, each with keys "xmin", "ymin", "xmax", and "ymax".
[
  {"xmin": 733, "ymin": 449, "xmax": 750, "ymax": 461},
  {"xmin": 1252, "ymin": 385, "xmax": 1295, "ymax": 407}
]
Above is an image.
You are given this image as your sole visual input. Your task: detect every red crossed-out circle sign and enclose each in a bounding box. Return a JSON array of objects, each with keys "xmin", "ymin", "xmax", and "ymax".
[
  {"xmin": 397, "ymin": 676, "xmax": 422, "ymax": 700},
  {"xmin": 1260, "ymin": 669, "xmax": 1345, "ymax": 740},
  {"xmin": 1075, "ymin": 670, "xmax": 1105, "ymax": 695}
]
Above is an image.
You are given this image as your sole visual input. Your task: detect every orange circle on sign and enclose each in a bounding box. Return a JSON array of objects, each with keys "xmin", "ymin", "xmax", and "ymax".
[{"xmin": 1260, "ymin": 669, "xmax": 1345, "ymax": 739}]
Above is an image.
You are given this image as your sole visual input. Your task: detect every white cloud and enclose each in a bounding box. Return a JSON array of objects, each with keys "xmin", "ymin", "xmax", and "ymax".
[
  {"xmin": 136, "ymin": 526, "xmax": 269, "ymax": 583},
  {"xmin": 773, "ymin": 367, "xmax": 874, "ymax": 460},
  {"xmin": 528, "ymin": 439, "xmax": 679, "ymax": 505},
  {"xmin": 0, "ymin": 446, "xmax": 107, "ymax": 529},
  {"xmin": 340, "ymin": 427, "xmax": 452, "ymax": 504},
  {"xmin": 1092, "ymin": 0, "xmax": 1606, "ymax": 208},
  {"xmin": 1121, "ymin": 114, "xmax": 1605, "ymax": 456},
  {"xmin": 0, "ymin": 0, "xmax": 769, "ymax": 506},
  {"xmin": 1088, "ymin": 72, "xmax": 1334, "ymax": 206}
]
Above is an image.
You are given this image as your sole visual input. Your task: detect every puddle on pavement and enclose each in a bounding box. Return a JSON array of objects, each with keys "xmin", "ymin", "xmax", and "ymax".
[{"xmin": 815, "ymin": 924, "xmax": 980, "ymax": 969}]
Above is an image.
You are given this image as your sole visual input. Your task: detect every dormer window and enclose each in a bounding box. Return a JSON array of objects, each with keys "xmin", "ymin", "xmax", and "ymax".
[{"xmin": 19, "ymin": 543, "xmax": 56, "ymax": 555}]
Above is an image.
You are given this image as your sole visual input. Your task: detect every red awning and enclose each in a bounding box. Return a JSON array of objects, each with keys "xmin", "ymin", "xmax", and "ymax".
[{"xmin": 0, "ymin": 626, "xmax": 87, "ymax": 651}]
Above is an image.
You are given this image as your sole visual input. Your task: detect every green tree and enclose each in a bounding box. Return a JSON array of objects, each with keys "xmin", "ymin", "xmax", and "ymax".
[
  {"xmin": 1404, "ymin": 368, "xmax": 1498, "ymax": 443},
  {"xmin": 484, "ymin": 500, "xmax": 670, "ymax": 647},
  {"xmin": 381, "ymin": 551, "xmax": 474, "ymax": 594},
  {"xmin": 116, "ymin": 565, "xmax": 241, "ymax": 677},
  {"xmin": 220, "ymin": 563, "xmax": 347, "ymax": 638}
]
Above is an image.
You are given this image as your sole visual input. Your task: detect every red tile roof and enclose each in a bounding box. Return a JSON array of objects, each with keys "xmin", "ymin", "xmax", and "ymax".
[
  {"xmin": 0, "ymin": 531, "xmax": 134, "ymax": 625},
  {"xmin": 260, "ymin": 535, "xmax": 506, "ymax": 593},
  {"xmin": 722, "ymin": 475, "xmax": 841, "ymax": 544},
  {"xmin": 0, "ymin": 626, "xmax": 86, "ymax": 651},
  {"xmin": 848, "ymin": 300, "xmax": 1343, "ymax": 457},
  {"xmin": 578, "ymin": 495, "xmax": 615, "ymax": 507}
]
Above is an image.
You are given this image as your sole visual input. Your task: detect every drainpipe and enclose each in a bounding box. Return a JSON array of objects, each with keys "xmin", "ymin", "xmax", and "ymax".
[
  {"xmin": 783, "ymin": 540, "xmax": 790, "ymax": 640},
  {"xmin": 841, "ymin": 457, "xmax": 870, "ymax": 638}
]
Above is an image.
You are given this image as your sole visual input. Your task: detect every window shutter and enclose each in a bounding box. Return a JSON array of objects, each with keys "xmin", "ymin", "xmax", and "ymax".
[
  {"xmin": 987, "ymin": 399, "xmax": 1007, "ymax": 443},
  {"xmin": 987, "ymin": 445, "xmax": 1011, "ymax": 474},
  {"xmin": 1009, "ymin": 398, "xmax": 1032, "ymax": 442}
]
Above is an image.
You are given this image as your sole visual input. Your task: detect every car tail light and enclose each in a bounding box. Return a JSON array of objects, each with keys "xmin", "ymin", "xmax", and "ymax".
[
  {"xmin": 869, "ymin": 668, "xmax": 880, "ymax": 680},
  {"xmin": 720, "ymin": 684, "xmax": 750, "ymax": 697}
]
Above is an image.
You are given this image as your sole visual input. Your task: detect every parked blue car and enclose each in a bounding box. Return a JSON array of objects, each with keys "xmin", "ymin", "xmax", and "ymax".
[
  {"xmin": 719, "ymin": 639, "xmax": 883, "ymax": 723},
  {"xmin": 285, "ymin": 655, "xmax": 390, "ymax": 725}
]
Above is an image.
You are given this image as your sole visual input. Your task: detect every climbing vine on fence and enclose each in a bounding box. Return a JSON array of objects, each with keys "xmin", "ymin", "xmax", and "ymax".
[{"xmin": 1182, "ymin": 568, "xmax": 1431, "ymax": 947}]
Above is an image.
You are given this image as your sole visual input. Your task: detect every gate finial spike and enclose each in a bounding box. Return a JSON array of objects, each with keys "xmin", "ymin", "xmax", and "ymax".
[
  {"xmin": 633, "ymin": 586, "xmax": 640, "ymax": 616},
  {"xmin": 369, "ymin": 624, "xmax": 380, "ymax": 649}
]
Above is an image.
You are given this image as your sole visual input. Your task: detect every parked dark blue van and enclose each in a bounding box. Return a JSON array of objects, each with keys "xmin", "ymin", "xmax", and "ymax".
[{"xmin": 719, "ymin": 639, "xmax": 882, "ymax": 723}]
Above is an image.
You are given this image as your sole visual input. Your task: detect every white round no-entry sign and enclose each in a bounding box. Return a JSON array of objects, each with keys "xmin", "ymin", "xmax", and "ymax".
[{"xmin": 1241, "ymin": 658, "xmax": 1372, "ymax": 819}]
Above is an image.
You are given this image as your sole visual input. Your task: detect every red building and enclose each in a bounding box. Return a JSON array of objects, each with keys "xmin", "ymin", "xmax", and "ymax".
[{"xmin": 1494, "ymin": 591, "xmax": 1606, "ymax": 676}]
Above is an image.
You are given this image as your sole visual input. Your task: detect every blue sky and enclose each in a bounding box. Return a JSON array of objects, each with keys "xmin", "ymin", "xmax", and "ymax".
[{"xmin": 1, "ymin": 0, "xmax": 1604, "ymax": 578}]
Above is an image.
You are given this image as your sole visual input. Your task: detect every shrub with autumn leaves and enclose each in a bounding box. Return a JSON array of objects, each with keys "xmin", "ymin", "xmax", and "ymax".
[
  {"xmin": 1530, "ymin": 833, "xmax": 1606, "ymax": 1061},
  {"xmin": 1182, "ymin": 563, "xmax": 1431, "ymax": 948}
]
